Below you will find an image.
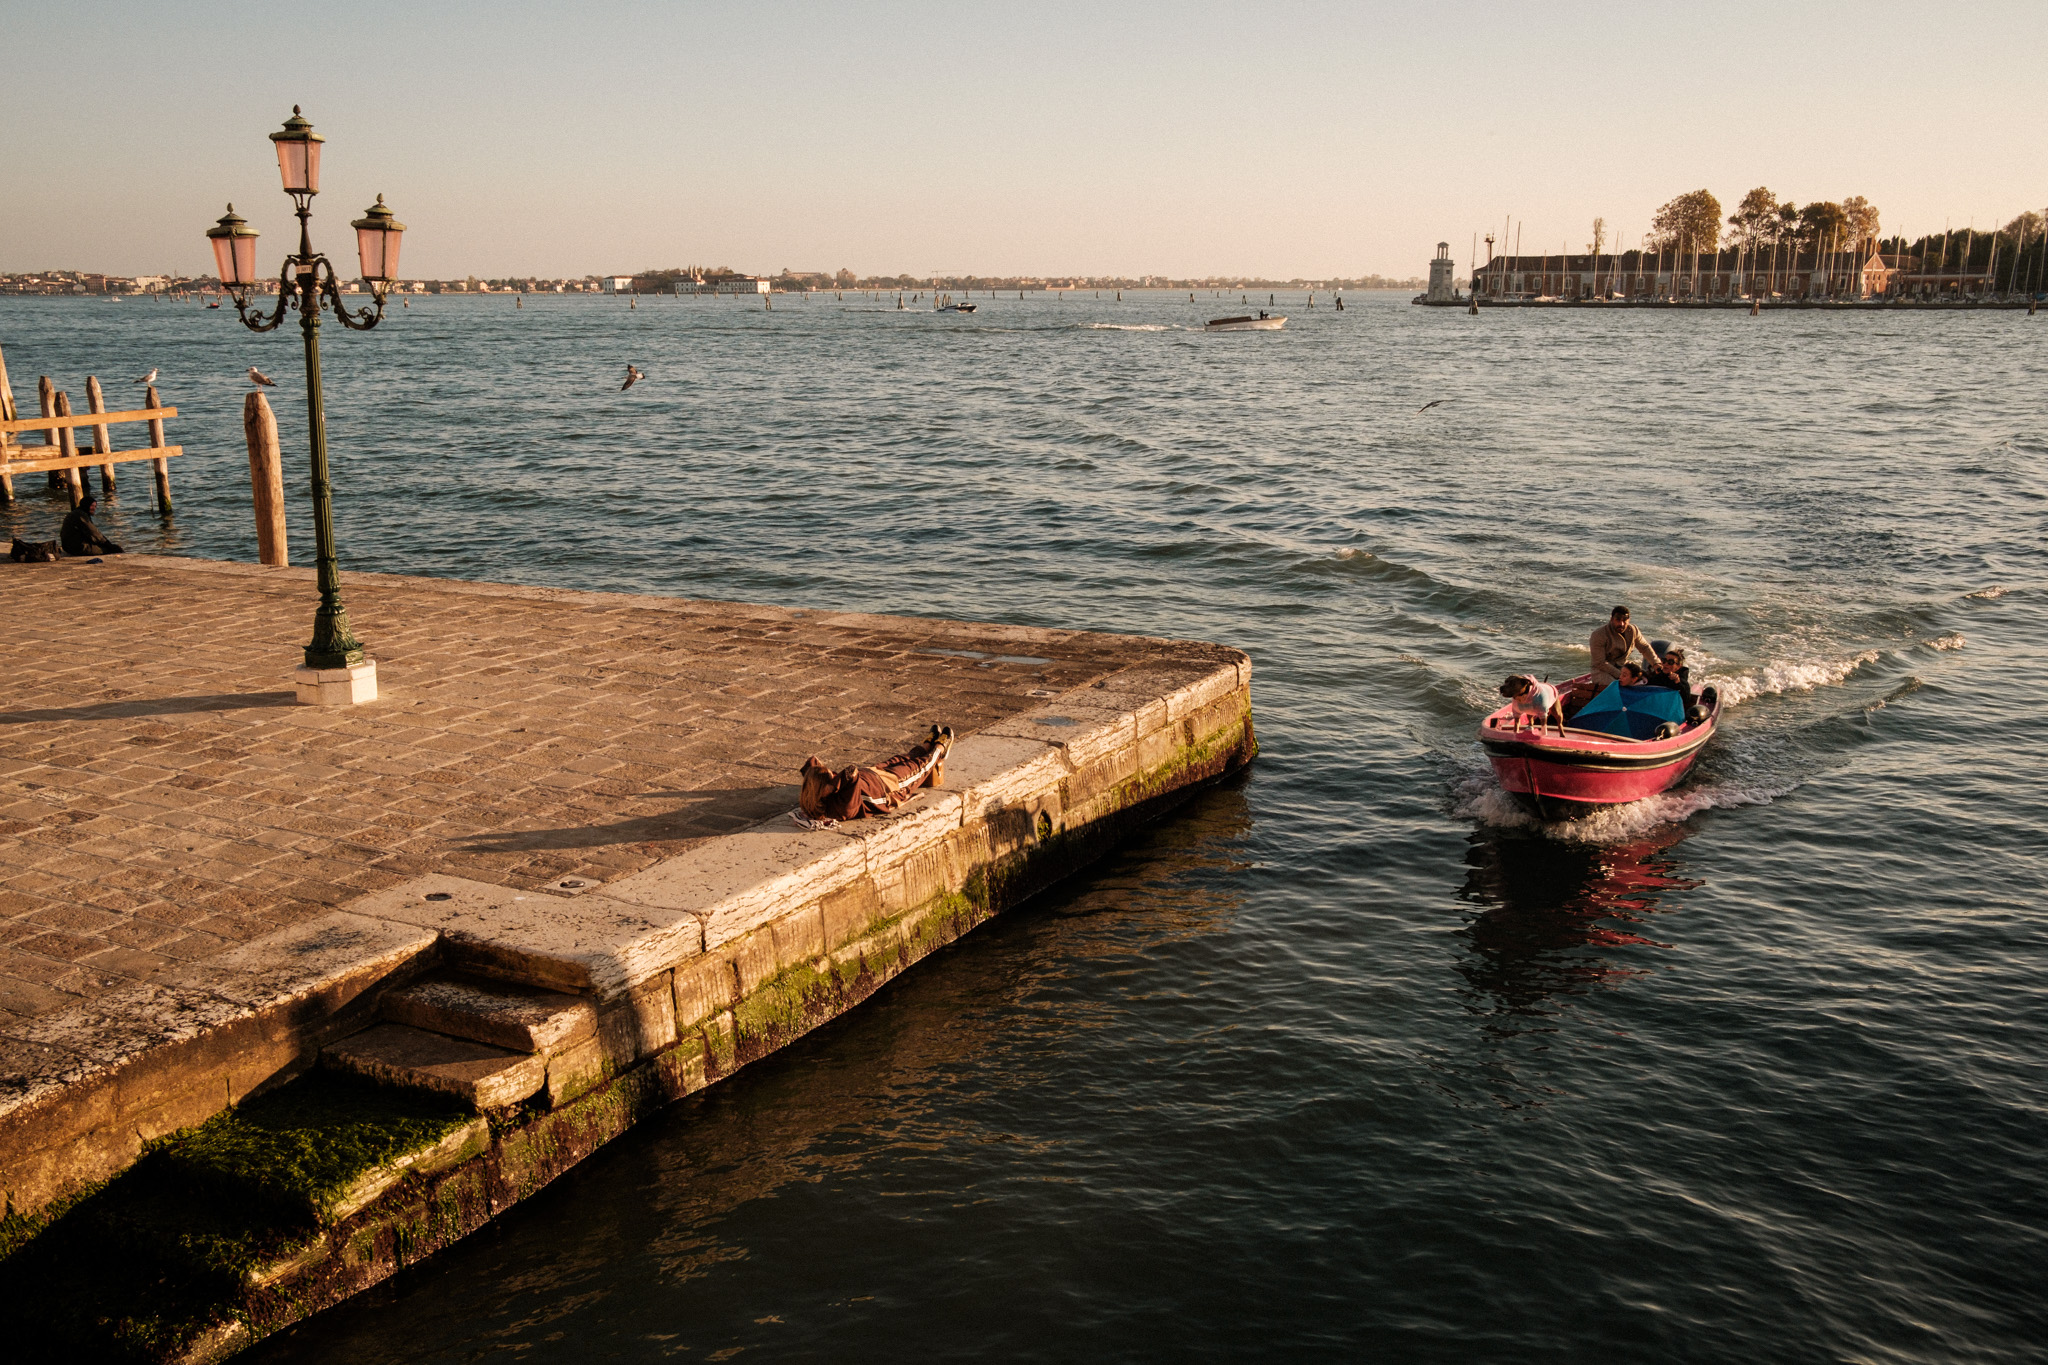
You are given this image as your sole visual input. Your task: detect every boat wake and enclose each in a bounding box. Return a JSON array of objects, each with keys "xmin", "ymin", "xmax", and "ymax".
[
  {"xmin": 1450, "ymin": 768, "xmax": 1795, "ymax": 843},
  {"xmin": 1082, "ymin": 322, "xmax": 1178, "ymax": 331},
  {"xmin": 1704, "ymin": 650, "xmax": 1879, "ymax": 706}
]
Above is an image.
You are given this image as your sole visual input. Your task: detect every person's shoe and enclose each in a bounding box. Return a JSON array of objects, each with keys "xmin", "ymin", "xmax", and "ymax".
[{"xmin": 928, "ymin": 724, "xmax": 955, "ymax": 784}]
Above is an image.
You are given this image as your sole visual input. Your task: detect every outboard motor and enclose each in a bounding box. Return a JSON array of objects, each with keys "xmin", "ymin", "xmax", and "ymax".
[{"xmin": 1650, "ymin": 639, "xmax": 1673, "ymax": 657}]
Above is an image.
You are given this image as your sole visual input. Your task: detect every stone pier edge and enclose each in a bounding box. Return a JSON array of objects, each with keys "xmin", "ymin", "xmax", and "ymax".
[{"xmin": 1, "ymin": 643, "xmax": 1255, "ymax": 1357}]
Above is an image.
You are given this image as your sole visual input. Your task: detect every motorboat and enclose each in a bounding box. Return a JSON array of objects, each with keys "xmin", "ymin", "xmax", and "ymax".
[
  {"xmin": 1206, "ymin": 313, "xmax": 1286, "ymax": 330},
  {"xmin": 1478, "ymin": 673, "xmax": 1721, "ymax": 819},
  {"xmin": 935, "ymin": 301, "xmax": 977, "ymax": 313}
]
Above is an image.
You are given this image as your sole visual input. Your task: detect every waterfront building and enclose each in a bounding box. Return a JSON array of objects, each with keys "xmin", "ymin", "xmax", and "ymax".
[
  {"xmin": 679, "ymin": 274, "xmax": 770, "ymax": 295},
  {"xmin": 1469, "ymin": 244, "xmax": 1904, "ymax": 301},
  {"xmin": 601, "ymin": 276, "xmax": 635, "ymax": 293}
]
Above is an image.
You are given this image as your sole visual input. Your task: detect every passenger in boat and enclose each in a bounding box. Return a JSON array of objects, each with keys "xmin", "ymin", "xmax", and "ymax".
[
  {"xmin": 60, "ymin": 494, "xmax": 122, "ymax": 557},
  {"xmin": 1618, "ymin": 662, "xmax": 1646, "ymax": 686},
  {"xmin": 1590, "ymin": 606, "xmax": 1661, "ymax": 682},
  {"xmin": 1645, "ymin": 645, "xmax": 1698, "ymax": 713},
  {"xmin": 1499, "ymin": 675, "xmax": 1565, "ymax": 736},
  {"xmin": 798, "ymin": 725, "xmax": 955, "ymax": 823}
]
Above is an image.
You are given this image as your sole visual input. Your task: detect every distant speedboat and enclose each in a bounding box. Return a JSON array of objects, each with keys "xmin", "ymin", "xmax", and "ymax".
[
  {"xmin": 936, "ymin": 302, "xmax": 977, "ymax": 313},
  {"xmin": 1206, "ymin": 313, "xmax": 1285, "ymax": 330}
]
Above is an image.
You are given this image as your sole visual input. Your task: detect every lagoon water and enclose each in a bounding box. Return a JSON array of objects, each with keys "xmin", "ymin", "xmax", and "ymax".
[{"xmin": 3, "ymin": 290, "xmax": 2043, "ymax": 1361}]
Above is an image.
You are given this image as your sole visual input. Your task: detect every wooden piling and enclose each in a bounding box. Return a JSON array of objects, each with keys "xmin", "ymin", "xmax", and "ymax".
[
  {"xmin": 85, "ymin": 376, "xmax": 116, "ymax": 497},
  {"xmin": 243, "ymin": 391, "xmax": 288, "ymax": 565},
  {"xmin": 53, "ymin": 392, "xmax": 84, "ymax": 507},
  {"xmin": 146, "ymin": 384, "xmax": 173, "ymax": 514},
  {"xmin": 39, "ymin": 377, "xmax": 62, "ymax": 490},
  {"xmin": 0, "ymin": 343, "xmax": 15, "ymax": 504}
]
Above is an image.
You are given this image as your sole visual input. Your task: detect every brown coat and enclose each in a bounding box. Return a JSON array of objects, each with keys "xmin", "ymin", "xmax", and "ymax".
[
  {"xmin": 799, "ymin": 741, "xmax": 946, "ymax": 822},
  {"xmin": 1590, "ymin": 621, "xmax": 1661, "ymax": 681}
]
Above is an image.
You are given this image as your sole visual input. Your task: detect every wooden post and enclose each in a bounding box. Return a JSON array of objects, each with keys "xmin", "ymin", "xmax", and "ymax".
[
  {"xmin": 39, "ymin": 376, "xmax": 62, "ymax": 490},
  {"xmin": 0, "ymin": 342, "xmax": 15, "ymax": 504},
  {"xmin": 243, "ymin": 391, "xmax": 288, "ymax": 565},
  {"xmin": 53, "ymin": 392, "xmax": 85, "ymax": 507},
  {"xmin": 85, "ymin": 376, "xmax": 116, "ymax": 497},
  {"xmin": 146, "ymin": 384, "xmax": 173, "ymax": 514}
]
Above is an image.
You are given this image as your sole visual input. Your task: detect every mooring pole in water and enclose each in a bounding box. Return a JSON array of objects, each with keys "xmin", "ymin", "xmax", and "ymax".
[
  {"xmin": 146, "ymin": 384, "xmax": 173, "ymax": 515},
  {"xmin": 0, "ymin": 342, "xmax": 16, "ymax": 504},
  {"xmin": 52, "ymin": 391, "xmax": 84, "ymax": 508},
  {"xmin": 85, "ymin": 376, "xmax": 116, "ymax": 498},
  {"xmin": 38, "ymin": 376, "xmax": 62, "ymax": 490},
  {"xmin": 243, "ymin": 391, "xmax": 288, "ymax": 565}
]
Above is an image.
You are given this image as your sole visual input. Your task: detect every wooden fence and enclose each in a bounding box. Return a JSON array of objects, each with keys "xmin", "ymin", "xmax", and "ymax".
[{"xmin": 0, "ymin": 342, "xmax": 180, "ymax": 511}]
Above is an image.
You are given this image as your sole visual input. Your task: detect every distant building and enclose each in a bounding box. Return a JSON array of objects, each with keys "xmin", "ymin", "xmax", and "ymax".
[
  {"xmin": 1426, "ymin": 243, "xmax": 1457, "ymax": 302},
  {"xmin": 681, "ymin": 274, "xmax": 770, "ymax": 295},
  {"xmin": 1469, "ymin": 244, "xmax": 1902, "ymax": 301},
  {"xmin": 601, "ymin": 276, "xmax": 634, "ymax": 293}
]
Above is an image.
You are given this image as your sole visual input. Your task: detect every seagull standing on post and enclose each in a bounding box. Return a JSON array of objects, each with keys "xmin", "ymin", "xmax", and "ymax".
[
  {"xmin": 621, "ymin": 365, "xmax": 644, "ymax": 392},
  {"xmin": 248, "ymin": 367, "xmax": 277, "ymax": 388},
  {"xmin": 133, "ymin": 368, "xmax": 158, "ymax": 386}
]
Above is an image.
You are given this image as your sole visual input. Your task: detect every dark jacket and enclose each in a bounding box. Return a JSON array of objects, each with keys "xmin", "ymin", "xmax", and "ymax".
[{"xmin": 60, "ymin": 509, "xmax": 120, "ymax": 557}]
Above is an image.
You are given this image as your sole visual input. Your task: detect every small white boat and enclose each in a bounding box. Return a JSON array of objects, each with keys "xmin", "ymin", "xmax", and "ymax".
[
  {"xmin": 935, "ymin": 301, "xmax": 977, "ymax": 313},
  {"xmin": 1205, "ymin": 313, "xmax": 1286, "ymax": 330}
]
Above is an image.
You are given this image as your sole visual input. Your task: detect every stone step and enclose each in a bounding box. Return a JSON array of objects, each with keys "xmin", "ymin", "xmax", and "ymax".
[
  {"xmin": 322, "ymin": 1023, "xmax": 545, "ymax": 1110},
  {"xmin": 380, "ymin": 974, "xmax": 596, "ymax": 1055}
]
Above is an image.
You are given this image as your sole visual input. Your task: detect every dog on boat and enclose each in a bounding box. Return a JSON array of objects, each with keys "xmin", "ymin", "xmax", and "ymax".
[
  {"xmin": 1499, "ymin": 675, "xmax": 1565, "ymax": 737},
  {"xmin": 799, "ymin": 724, "xmax": 955, "ymax": 822}
]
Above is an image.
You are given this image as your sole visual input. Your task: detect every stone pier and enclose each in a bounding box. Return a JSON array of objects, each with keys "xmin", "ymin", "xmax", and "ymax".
[{"xmin": 0, "ymin": 556, "xmax": 1254, "ymax": 1360}]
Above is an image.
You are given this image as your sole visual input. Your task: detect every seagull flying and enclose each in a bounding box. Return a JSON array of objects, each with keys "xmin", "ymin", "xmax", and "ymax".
[
  {"xmin": 248, "ymin": 367, "xmax": 277, "ymax": 388},
  {"xmin": 621, "ymin": 365, "xmax": 644, "ymax": 392},
  {"xmin": 1418, "ymin": 399, "xmax": 1451, "ymax": 413},
  {"xmin": 133, "ymin": 368, "xmax": 158, "ymax": 385}
]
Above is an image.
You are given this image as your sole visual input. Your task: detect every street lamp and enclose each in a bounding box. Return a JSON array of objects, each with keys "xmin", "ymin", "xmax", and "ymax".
[{"xmin": 206, "ymin": 106, "xmax": 406, "ymax": 704}]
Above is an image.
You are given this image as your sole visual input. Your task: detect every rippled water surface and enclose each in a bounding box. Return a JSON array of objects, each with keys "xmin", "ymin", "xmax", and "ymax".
[{"xmin": 4, "ymin": 291, "xmax": 2044, "ymax": 1361}]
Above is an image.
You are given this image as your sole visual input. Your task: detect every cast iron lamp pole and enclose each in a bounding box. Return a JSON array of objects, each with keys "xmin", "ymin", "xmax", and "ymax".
[{"xmin": 206, "ymin": 107, "xmax": 407, "ymax": 672}]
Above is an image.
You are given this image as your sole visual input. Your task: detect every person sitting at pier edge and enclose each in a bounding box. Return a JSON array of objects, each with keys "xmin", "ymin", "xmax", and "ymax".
[
  {"xmin": 1590, "ymin": 605, "xmax": 1660, "ymax": 682},
  {"xmin": 1498, "ymin": 675, "xmax": 1564, "ymax": 736},
  {"xmin": 799, "ymin": 725, "xmax": 955, "ymax": 824},
  {"xmin": 60, "ymin": 494, "xmax": 122, "ymax": 558}
]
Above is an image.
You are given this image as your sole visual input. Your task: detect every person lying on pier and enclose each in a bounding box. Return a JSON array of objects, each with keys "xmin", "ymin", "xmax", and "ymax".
[
  {"xmin": 1590, "ymin": 605, "xmax": 1660, "ymax": 682},
  {"xmin": 1498, "ymin": 675, "xmax": 1564, "ymax": 736},
  {"xmin": 798, "ymin": 724, "xmax": 955, "ymax": 824},
  {"xmin": 60, "ymin": 494, "xmax": 123, "ymax": 558}
]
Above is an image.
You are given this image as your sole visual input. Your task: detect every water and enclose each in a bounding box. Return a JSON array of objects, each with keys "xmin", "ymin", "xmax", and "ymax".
[{"xmin": 4, "ymin": 290, "xmax": 2043, "ymax": 1362}]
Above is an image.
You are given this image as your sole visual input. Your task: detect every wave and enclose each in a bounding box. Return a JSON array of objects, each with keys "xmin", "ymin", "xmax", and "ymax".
[
  {"xmin": 1705, "ymin": 650, "xmax": 1879, "ymax": 706},
  {"xmin": 1083, "ymin": 323, "xmax": 1178, "ymax": 332},
  {"xmin": 1928, "ymin": 633, "xmax": 1965, "ymax": 651},
  {"xmin": 1965, "ymin": 586, "xmax": 2009, "ymax": 600},
  {"xmin": 1449, "ymin": 769, "xmax": 1795, "ymax": 843}
]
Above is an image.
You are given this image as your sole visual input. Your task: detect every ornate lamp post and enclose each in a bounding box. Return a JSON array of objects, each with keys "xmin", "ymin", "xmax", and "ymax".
[{"xmin": 206, "ymin": 107, "xmax": 406, "ymax": 704}]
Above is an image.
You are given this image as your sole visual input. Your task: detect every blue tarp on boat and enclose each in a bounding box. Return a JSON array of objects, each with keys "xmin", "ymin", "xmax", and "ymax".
[{"xmin": 1571, "ymin": 682, "xmax": 1686, "ymax": 740}]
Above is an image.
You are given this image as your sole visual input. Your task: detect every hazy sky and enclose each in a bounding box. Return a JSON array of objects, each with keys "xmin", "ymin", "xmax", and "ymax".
[{"xmin": 11, "ymin": 0, "xmax": 2045, "ymax": 280}]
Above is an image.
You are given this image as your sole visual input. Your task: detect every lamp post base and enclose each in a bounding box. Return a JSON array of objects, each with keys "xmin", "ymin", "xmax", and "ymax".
[{"xmin": 293, "ymin": 660, "xmax": 378, "ymax": 706}]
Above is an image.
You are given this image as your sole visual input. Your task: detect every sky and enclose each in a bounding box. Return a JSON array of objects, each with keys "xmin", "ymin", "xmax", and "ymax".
[{"xmin": 9, "ymin": 0, "xmax": 2046, "ymax": 281}]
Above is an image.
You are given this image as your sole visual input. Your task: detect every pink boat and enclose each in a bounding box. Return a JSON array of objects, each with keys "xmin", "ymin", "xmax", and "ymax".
[{"xmin": 1479, "ymin": 673, "xmax": 1722, "ymax": 820}]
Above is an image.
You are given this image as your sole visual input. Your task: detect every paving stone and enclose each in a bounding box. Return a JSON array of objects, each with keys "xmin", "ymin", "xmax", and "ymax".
[
  {"xmin": 321, "ymin": 1022, "xmax": 545, "ymax": 1110},
  {"xmin": 381, "ymin": 975, "xmax": 596, "ymax": 1054}
]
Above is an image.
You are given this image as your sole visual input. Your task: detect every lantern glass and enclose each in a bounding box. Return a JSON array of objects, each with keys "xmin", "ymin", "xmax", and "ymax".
[
  {"xmin": 269, "ymin": 107, "xmax": 325, "ymax": 195},
  {"xmin": 276, "ymin": 137, "xmax": 321, "ymax": 195},
  {"xmin": 206, "ymin": 205, "xmax": 260, "ymax": 286},
  {"xmin": 350, "ymin": 196, "xmax": 406, "ymax": 283}
]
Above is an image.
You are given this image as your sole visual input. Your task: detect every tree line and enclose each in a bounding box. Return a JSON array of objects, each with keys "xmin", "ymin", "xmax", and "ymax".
[{"xmin": 1641, "ymin": 188, "xmax": 2045, "ymax": 280}]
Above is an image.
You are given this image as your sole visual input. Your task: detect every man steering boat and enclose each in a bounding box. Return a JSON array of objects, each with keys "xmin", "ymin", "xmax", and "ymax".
[{"xmin": 1589, "ymin": 605, "xmax": 1661, "ymax": 683}]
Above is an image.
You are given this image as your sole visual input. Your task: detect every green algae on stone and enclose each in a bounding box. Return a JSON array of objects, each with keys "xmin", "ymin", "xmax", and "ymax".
[{"xmin": 161, "ymin": 1072, "xmax": 476, "ymax": 1225}]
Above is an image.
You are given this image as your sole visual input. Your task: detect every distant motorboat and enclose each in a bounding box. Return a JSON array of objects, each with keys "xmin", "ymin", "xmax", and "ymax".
[
  {"xmin": 1205, "ymin": 313, "xmax": 1286, "ymax": 330},
  {"xmin": 936, "ymin": 302, "xmax": 977, "ymax": 313}
]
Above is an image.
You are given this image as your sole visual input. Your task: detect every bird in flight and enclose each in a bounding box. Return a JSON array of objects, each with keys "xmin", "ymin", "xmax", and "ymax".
[
  {"xmin": 133, "ymin": 368, "xmax": 158, "ymax": 385},
  {"xmin": 248, "ymin": 367, "xmax": 277, "ymax": 387},
  {"xmin": 1418, "ymin": 399, "xmax": 1451, "ymax": 413},
  {"xmin": 621, "ymin": 365, "xmax": 645, "ymax": 391}
]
